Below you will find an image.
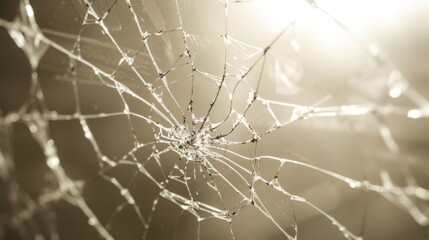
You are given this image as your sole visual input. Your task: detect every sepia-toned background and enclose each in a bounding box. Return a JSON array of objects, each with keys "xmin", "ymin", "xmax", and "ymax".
[{"xmin": 1, "ymin": 0, "xmax": 429, "ymax": 239}]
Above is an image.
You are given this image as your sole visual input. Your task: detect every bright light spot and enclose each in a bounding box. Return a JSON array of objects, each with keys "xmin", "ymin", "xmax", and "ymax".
[
  {"xmin": 256, "ymin": 0, "xmax": 373, "ymax": 51},
  {"xmin": 389, "ymin": 87, "xmax": 402, "ymax": 98},
  {"xmin": 84, "ymin": 131, "xmax": 92, "ymax": 139},
  {"xmin": 256, "ymin": 0, "xmax": 408, "ymax": 60},
  {"xmin": 347, "ymin": 180, "xmax": 361, "ymax": 189},
  {"xmin": 340, "ymin": 105, "xmax": 370, "ymax": 116},
  {"xmin": 25, "ymin": 4, "xmax": 34, "ymax": 18},
  {"xmin": 407, "ymin": 109, "xmax": 422, "ymax": 119},
  {"xmin": 258, "ymin": 0, "xmax": 402, "ymax": 33},
  {"xmin": 29, "ymin": 124, "xmax": 38, "ymax": 133},
  {"xmin": 316, "ymin": 0, "xmax": 405, "ymax": 33},
  {"xmin": 257, "ymin": 0, "xmax": 308, "ymax": 31},
  {"xmin": 388, "ymin": 71, "xmax": 407, "ymax": 98},
  {"xmin": 93, "ymin": 69, "xmax": 100, "ymax": 76},
  {"xmin": 47, "ymin": 156, "xmax": 60, "ymax": 168}
]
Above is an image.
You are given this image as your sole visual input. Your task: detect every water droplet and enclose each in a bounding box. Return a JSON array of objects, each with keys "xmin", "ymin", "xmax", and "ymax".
[
  {"xmin": 47, "ymin": 156, "xmax": 59, "ymax": 168},
  {"xmin": 88, "ymin": 218, "xmax": 98, "ymax": 226},
  {"xmin": 348, "ymin": 180, "xmax": 361, "ymax": 189},
  {"xmin": 29, "ymin": 124, "xmax": 38, "ymax": 133},
  {"xmin": 408, "ymin": 109, "xmax": 422, "ymax": 119}
]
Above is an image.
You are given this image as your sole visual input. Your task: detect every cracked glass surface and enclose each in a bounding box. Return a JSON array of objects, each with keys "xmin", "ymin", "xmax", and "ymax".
[{"xmin": 1, "ymin": 0, "xmax": 429, "ymax": 239}]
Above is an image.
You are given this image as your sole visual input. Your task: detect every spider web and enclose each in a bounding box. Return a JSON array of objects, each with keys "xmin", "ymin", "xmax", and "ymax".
[{"xmin": 1, "ymin": 0, "xmax": 429, "ymax": 239}]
